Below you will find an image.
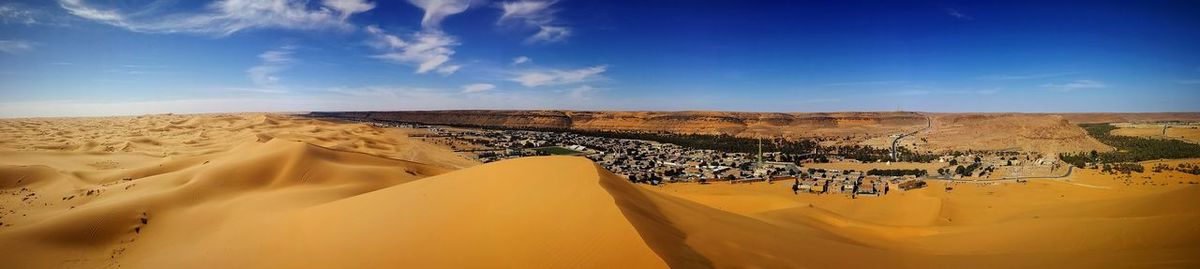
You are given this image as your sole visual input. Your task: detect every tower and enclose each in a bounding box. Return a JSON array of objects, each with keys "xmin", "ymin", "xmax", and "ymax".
[{"xmin": 757, "ymin": 136, "xmax": 763, "ymax": 167}]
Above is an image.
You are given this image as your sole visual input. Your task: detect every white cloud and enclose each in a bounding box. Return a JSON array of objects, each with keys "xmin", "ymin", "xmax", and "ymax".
[
  {"xmin": 511, "ymin": 65, "xmax": 607, "ymax": 87},
  {"xmin": 436, "ymin": 64, "xmax": 462, "ymax": 75},
  {"xmin": 246, "ymin": 46, "xmax": 296, "ymax": 89},
  {"xmin": 512, "ymin": 56, "xmax": 531, "ymax": 65},
  {"xmin": 530, "ymin": 26, "xmax": 570, "ymax": 43},
  {"xmin": 821, "ymin": 80, "xmax": 907, "ymax": 87},
  {"xmin": 945, "ymin": 8, "xmax": 972, "ymax": 20},
  {"xmin": 977, "ymin": 72, "xmax": 1076, "ymax": 80},
  {"xmin": 461, "ymin": 83, "xmax": 496, "ymax": 93},
  {"xmin": 323, "ymin": 85, "xmax": 584, "ymax": 111},
  {"xmin": 498, "ymin": 0, "xmax": 570, "ymax": 43},
  {"xmin": 564, "ymin": 85, "xmax": 595, "ymax": 99},
  {"xmin": 1175, "ymin": 79, "xmax": 1200, "ymax": 85},
  {"xmin": 58, "ymin": 0, "xmax": 374, "ymax": 36},
  {"xmin": 975, "ymin": 89, "xmax": 999, "ymax": 95},
  {"xmin": 500, "ymin": 1, "xmax": 554, "ymax": 23},
  {"xmin": 0, "ymin": 4, "xmax": 35, "ymax": 25},
  {"xmin": 58, "ymin": 0, "xmax": 124, "ymax": 23},
  {"xmin": 0, "ymin": 40, "xmax": 35, "ymax": 54},
  {"xmin": 1042, "ymin": 80, "xmax": 1107, "ymax": 91},
  {"xmin": 366, "ymin": 25, "xmax": 461, "ymax": 75},
  {"xmin": 324, "ymin": 0, "xmax": 376, "ymax": 20},
  {"xmin": 407, "ymin": 0, "xmax": 472, "ymax": 29},
  {"xmin": 890, "ymin": 89, "xmax": 932, "ymax": 96}
]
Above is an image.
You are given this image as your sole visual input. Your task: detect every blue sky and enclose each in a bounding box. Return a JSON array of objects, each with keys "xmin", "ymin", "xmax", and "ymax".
[{"xmin": 0, "ymin": 0, "xmax": 1198, "ymax": 117}]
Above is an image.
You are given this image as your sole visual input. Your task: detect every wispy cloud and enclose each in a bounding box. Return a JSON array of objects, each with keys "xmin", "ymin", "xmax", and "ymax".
[
  {"xmin": 977, "ymin": 72, "xmax": 1077, "ymax": 80},
  {"xmin": 561, "ymin": 85, "xmax": 596, "ymax": 99},
  {"xmin": 498, "ymin": 0, "xmax": 570, "ymax": 43},
  {"xmin": 890, "ymin": 89, "xmax": 932, "ymax": 96},
  {"xmin": 974, "ymin": 89, "xmax": 999, "ymax": 95},
  {"xmin": 325, "ymin": 0, "xmax": 376, "ymax": 20},
  {"xmin": 58, "ymin": 0, "xmax": 374, "ymax": 36},
  {"xmin": 360, "ymin": 0, "xmax": 472, "ymax": 75},
  {"xmin": 0, "ymin": 40, "xmax": 35, "ymax": 54},
  {"xmin": 945, "ymin": 8, "xmax": 972, "ymax": 20},
  {"xmin": 0, "ymin": 3, "xmax": 38, "ymax": 25},
  {"xmin": 227, "ymin": 87, "xmax": 289, "ymax": 94},
  {"xmin": 940, "ymin": 89, "xmax": 1000, "ymax": 95},
  {"xmin": 407, "ymin": 0, "xmax": 472, "ymax": 29},
  {"xmin": 246, "ymin": 46, "xmax": 296, "ymax": 90},
  {"xmin": 529, "ymin": 26, "xmax": 570, "ymax": 43},
  {"xmin": 511, "ymin": 65, "xmax": 607, "ymax": 87},
  {"xmin": 821, "ymin": 80, "xmax": 907, "ymax": 87},
  {"xmin": 512, "ymin": 56, "xmax": 531, "ymax": 65},
  {"xmin": 797, "ymin": 98, "xmax": 842, "ymax": 104},
  {"xmin": 0, "ymin": 3, "xmax": 70, "ymax": 26},
  {"xmin": 365, "ymin": 25, "xmax": 461, "ymax": 75},
  {"xmin": 1042, "ymin": 79, "xmax": 1107, "ymax": 91},
  {"xmin": 1174, "ymin": 79, "xmax": 1200, "ymax": 85},
  {"xmin": 461, "ymin": 83, "xmax": 496, "ymax": 93}
]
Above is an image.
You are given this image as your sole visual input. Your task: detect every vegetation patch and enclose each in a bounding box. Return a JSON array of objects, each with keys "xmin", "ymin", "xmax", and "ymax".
[
  {"xmin": 534, "ymin": 146, "xmax": 583, "ymax": 155},
  {"xmin": 1152, "ymin": 163, "xmax": 1200, "ymax": 175},
  {"xmin": 866, "ymin": 169, "xmax": 928, "ymax": 177},
  {"xmin": 1061, "ymin": 123, "xmax": 1200, "ymax": 168}
]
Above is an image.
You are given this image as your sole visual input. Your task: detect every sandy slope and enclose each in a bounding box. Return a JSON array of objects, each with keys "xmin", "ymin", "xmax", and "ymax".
[
  {"xmin": 2, "ymin": 114, "xmax": 1198, "ymax": 268},
  {"xmin": 917, "ymin": 113, "xmax": 1111, "ymax": 154},
  {"xmin": 0, "ymin": 113, "xmax": 478, "ymax": 169}
]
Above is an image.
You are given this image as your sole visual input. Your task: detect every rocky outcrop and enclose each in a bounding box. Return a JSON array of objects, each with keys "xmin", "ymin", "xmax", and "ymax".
[{"xmin": 311, "ymin": 110, "xmax": 929, "ymax": 139}]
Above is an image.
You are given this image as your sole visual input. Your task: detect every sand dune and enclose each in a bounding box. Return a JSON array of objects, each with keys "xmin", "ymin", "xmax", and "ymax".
[
  {"xmin": 0, "ymin": 113, "xmax": 477, "ymax": 169},
  {"xmin": 2, "ymin": 114, "xmax": 1198, "ymax": 268}
]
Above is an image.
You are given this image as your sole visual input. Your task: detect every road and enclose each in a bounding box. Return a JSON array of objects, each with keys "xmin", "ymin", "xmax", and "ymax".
[{"xmin": 891, "ymin": 116, "xmax": 933, "ymax": 160}]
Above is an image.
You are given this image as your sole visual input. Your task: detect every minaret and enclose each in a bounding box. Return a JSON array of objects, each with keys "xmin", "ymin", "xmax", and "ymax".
[{"xmin": 757, "ymin": 136, "xmax": 763, "ymax": 167}]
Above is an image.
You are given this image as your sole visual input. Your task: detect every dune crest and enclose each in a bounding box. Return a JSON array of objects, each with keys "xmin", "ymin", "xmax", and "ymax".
[{"xmin": 2, "ymin": 114, "xmax": 1198, "ymax": 268}]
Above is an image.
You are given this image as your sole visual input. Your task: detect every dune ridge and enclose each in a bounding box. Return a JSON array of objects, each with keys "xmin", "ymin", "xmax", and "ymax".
[{"xmin": 2, "ymin": 114, "xmax": 1198, "ymax": 268}]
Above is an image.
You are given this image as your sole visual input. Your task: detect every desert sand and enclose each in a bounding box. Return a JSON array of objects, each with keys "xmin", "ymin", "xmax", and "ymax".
[{"xmin": 2, "ymin": 114, "xmax": 1198, "ymax": 268}]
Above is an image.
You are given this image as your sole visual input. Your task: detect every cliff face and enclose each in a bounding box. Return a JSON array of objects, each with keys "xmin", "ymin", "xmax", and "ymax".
[
  {"xmin": 309, "ymin": 110, "xmax": 1200, "ymax": 154},
  {"xmin": 1054, "ymin": 113, "xmax": 1200, "ymax": 124},
  {"xmin": 916, "ymin": 114, "xmax": 1113, "ymax": 154},
  {"xmin": 321, "ymin": 110, "xmax": 576, "ymax": 129},
  {"xmin": 314, "ymin": 110, "xmax": 929, "ymax": 139}
]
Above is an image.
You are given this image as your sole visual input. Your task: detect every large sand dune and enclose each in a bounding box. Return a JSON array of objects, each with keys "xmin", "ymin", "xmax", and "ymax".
[{"xmin": 2, "ymin": 114, "xmax": 1198, "ymax": 268}]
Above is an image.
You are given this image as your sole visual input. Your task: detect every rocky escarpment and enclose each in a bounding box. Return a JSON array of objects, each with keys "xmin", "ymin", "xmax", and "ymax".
[{"xmin": 310, "ymin": 110, "xmax": 929, "ymax": 139}]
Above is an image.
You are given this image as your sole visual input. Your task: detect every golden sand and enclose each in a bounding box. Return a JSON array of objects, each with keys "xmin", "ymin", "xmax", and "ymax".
[{"xmin": 1, "ymin": 114, "xmax": 1197, "ymax": 268}]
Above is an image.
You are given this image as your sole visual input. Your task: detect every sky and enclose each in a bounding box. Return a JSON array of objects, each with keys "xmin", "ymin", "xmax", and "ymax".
[{"xmin": 0, "ymin": 0, "xmax": 1198, "ymax": 117}]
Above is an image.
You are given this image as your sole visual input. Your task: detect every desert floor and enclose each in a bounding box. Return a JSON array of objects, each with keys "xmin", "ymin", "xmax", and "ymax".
[{"xmin": 1, "ymin": 114, "xmax": 1197, "ymax": 268}]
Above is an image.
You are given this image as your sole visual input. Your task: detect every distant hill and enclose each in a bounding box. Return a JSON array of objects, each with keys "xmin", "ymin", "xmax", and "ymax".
[{"xmin": 311, "ymin": 110, "xmax": 1200, "ymax": 154}]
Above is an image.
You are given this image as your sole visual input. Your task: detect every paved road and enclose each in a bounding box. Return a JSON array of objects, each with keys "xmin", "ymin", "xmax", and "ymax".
[{"xmin": 891, "ymin": 116, "xmax": 933, "ymax": 160}]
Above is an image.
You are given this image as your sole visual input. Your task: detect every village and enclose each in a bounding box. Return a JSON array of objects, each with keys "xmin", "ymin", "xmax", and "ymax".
[{"xmin": 348, "ymin": 118, "xmax": 1067, "ymax": 197}]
